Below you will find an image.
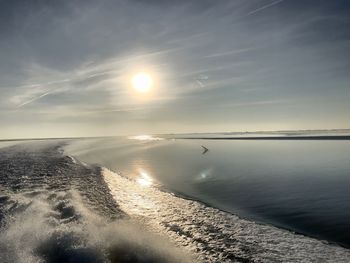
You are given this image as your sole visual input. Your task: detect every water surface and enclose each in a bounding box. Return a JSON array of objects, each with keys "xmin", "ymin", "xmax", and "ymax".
[{"xmin": 65, "ymin": 136, "xmax": 350, "ymax": 247}]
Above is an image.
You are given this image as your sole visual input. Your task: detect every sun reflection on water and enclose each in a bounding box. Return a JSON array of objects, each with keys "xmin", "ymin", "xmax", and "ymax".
[
  {"xmin": 136, "ymin": 170, "xmax": 153, "ymax": 187},
  {"xmin": 128, "ymin": 135, "xmax": 163, "ymax": 141}
]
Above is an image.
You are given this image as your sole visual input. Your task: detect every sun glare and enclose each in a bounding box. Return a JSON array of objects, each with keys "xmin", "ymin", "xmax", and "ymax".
[
  {"xmin": 136, "ymin": 170, "xmax": 153, "ymax": 187},
  {"xmin": 132, "ymin": 73, "xmax": 153, "ymax": 93}
]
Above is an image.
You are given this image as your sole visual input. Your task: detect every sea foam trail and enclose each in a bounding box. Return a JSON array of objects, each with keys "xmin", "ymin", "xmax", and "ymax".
[
  {"xmin": 103, "ymin": 168, "xmax": 350, "ymax": 263},
  {"xmin": 0, "ymin": 142, "xmax": 191, "ymax": 263}
]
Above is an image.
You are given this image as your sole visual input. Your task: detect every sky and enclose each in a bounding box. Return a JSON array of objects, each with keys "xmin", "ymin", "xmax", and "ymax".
[{"xmin": 0, "ymin": 0, "xmax": 350, "ymax": 139}]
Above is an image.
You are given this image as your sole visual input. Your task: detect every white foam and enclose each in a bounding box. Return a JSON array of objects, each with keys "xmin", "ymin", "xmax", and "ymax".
[
  {"xmin": 103, "ymin": 168, "xmax": 350, "ymax": 263},
  {"xmin": 0, "ymin": 190, "xmax": 191, "ymax": 263}
]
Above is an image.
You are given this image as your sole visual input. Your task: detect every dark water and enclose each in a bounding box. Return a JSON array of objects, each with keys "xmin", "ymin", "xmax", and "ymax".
[{"xmin": 65, "ymin": 137, "xmax": 350, "ymax": 248}]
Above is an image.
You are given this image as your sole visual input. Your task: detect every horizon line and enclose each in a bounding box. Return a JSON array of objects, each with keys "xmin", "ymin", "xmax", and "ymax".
[{"xmin": 1, "ymin": 128, "xmax": 350, "ymax": 142}]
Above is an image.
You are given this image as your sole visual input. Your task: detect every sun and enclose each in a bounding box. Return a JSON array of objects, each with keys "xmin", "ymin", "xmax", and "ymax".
[{"xmin": 132, "ymin": 73, "xmax": 153, "ymax": 93}]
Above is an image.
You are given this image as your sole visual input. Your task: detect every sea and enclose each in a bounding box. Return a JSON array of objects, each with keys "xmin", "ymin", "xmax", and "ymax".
[{"xmin": 1, "ymin": 133, "xmax": 350, "ymax": 262}]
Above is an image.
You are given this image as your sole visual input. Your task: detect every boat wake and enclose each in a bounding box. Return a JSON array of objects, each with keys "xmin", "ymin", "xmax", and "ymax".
[
  {"xmin": 103, "ymin": 168, "xmax": 350, "ymax": 263},
  {"xmin": 0, "ymin": 142, "xmax": 190, "ymax": 263},
  {"xmin": 0, "ymin": 141, "xmax": 349, "ymax": 262}
]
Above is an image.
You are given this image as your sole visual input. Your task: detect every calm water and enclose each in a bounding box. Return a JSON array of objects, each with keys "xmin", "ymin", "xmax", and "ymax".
[{"xmin": 65, "ymin": 137, "xmax": 350, "ymax": 247}]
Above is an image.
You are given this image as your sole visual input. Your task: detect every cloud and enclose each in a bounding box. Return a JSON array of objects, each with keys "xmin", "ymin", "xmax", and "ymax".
[
  {"xmin": 1, "ymin": 0, "xmax": 350, "ymax": 137},
  {"xmin": 247, "ymin": 0, "xmax": 285, "ymax": 16}
]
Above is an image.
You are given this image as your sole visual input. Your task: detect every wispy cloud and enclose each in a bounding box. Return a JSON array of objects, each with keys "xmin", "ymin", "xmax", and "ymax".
[
  {"xmin": 220, "ymin": 99, "xmax": 290, "ymax": 108},
  {"xmin": 202, "ymin": 47, "xmax": 257, "ymax": 59},
  {"xmin": 9, "ymin": 47, "xmax": 180, "ymax": 110},
  {"xmin": 17, "ymin": 91, "xmax": 55, "ymax": 108},
  {"xmin": 1, "ymin": 0, "xmax": 349, "ymax": 137},
  {"xmin": 247, "ymin": 0, "xmax": 285, "ymax": 16}
]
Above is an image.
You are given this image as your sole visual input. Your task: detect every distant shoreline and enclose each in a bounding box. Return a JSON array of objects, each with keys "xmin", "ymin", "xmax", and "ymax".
[
  {"xmin": 1, "ymin": 133, "xmax": 350, "ymax": 142},
  {"xmin": 175, "ymin": 135, "xmax": 350, "ymax": 140}
]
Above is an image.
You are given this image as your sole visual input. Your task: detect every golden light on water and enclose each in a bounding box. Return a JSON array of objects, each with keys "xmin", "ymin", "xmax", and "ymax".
[
  {"xmin": 128, "ymin": 134, "xmax": 163, "ymax": 141},
  {"xmin": 136, "ymin": 170, "xmax": 153, "ymax": 187},
  {"xmin": 132, "ymin": 73, "xmax": 153, "ymax": 93}
]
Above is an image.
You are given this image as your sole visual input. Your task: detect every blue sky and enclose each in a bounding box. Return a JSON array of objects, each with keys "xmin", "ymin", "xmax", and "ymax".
[{"xmin": 0, "ymin": 0, "xmax": 350, "ymax": 138}]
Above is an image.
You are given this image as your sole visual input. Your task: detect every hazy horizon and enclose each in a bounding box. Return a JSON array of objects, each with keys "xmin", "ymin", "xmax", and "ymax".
[
  {"xmin": 1, "ymin": 128, "xmax": 350, "ymax": 141},
  {"xmin": 1, "ymin": 0, "xmax": 350, "ymax": 138}
]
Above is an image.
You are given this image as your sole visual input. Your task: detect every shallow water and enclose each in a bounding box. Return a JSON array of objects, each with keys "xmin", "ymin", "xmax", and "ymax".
[{"xmin": 65, "ymin": 136, "xmax": 350, "ymax": 248}]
